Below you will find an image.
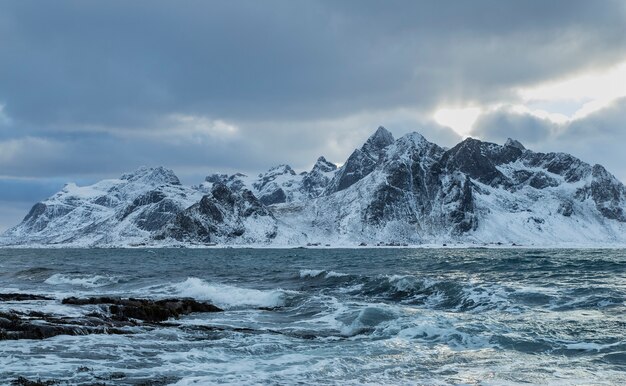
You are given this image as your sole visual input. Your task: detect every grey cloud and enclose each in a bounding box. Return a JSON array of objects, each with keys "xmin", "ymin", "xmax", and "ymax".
[
  {"xmin": 1, "ymin": 0, "xmax": 625, "ymax": 131},
  {"xmin": 0, "ymin": 0, "xmax": 625, "ymax": 201},
  {"xmin": 0, "ymin": 111, "xmax": 461, "ymax": 181},
  {"xmin": 471, "ymin": 108, "xmax": 555, "ymax": 144},
  {"xmin": 0, "ymin": 133, "xmax": 257, "ymax": 179}
]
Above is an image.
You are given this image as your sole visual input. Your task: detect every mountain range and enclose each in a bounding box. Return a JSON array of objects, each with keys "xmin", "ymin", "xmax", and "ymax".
[{"xmin": 2, "ymin": 126, "xmax": 625, "ymax": 247}]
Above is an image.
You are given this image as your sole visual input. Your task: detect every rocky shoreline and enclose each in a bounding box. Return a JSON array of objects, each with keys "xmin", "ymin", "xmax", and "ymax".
[
  {"xmin": 1, "ymin": 293, "xmax": 224, "ymax": 385},
  {"xmin": 1, "ymin": 293, "xmax": 222, "ymax": 341}
]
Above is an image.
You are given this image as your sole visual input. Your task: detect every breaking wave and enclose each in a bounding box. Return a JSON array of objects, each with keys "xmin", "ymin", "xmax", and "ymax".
[
  {"xmin": 299, "ymin": 269, "xmax": 348, "ymax": 279},
  {"xmin": 167, "ymin": 277, "xmax": 289, "ymax": 309},
  {"xmin": 44, "ymin": 273, "xmax": 122, "ymax": 288}
]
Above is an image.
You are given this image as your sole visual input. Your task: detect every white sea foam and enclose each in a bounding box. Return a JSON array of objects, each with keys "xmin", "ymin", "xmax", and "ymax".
[
  {"xmin": 325, "ymin": 271, "xmax": 348, "ymax": 278},
  {"xmin": 564, "ymin": 341, "xmax": 623, "ymax": 351},
  {"xmin": 299, "ymin": 269, "xmax": 348, "ymax": 279},
  {"xmin": 299, "ymin": 269, "xmax": 324, "ymax": 278},
  {"xmin": 44, "ymin": 273, "xmax": 121, "ymax": 288},
  {"xmin": 171, "ymin": 277, "xmax": 287, "ymax": 309}
]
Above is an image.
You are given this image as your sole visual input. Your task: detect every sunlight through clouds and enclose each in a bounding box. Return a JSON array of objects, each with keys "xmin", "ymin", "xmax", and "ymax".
[
  {"xmin": 433, "ymin": 107, "xmax": 482, "ymax": 137},
  {"xmin": 518, "ymin": 60, "xmax": 626, "ymax": 120}
]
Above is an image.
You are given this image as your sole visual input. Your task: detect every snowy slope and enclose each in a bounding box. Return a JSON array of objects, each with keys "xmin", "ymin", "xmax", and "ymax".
[
  {"xmin": 0, "ymin": 167, "xmax": 203, "ymax": 246},
  {"xmin": 2, "ymin": 127, "xmax": 626, "ymax": 247}
]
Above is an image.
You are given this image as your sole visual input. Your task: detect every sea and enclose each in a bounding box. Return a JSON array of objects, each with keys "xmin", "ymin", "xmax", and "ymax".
[{"xmin": 0, "ymin": 248, "xmax": 625, "ymax": 385}]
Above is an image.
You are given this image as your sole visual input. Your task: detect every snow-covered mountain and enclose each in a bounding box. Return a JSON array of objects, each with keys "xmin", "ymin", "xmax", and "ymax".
[{"xmin": 2, "ymin": 127, "xmax": 626, "ymax": 247}]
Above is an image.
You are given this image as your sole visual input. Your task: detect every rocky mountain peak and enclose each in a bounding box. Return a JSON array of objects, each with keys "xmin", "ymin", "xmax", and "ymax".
[
  {"xmin": 312, "ymin": 156, "xmax": 337, "ymax": 173},
  {"xmin": 3, "ymin": 125, "xmax": 626, "ymax": 247},
  {"xmin": 259, "ymin": 164, "xmax": 296, "ymax": 179},
  {"xmin": 120, "ymin": 166, "xmax": 181, "ymax": 186},
  {"xmin": 362, "ymin": 126, "xmax": 395, "ymax": 154},
  {"xmin": 393, "ymin": 132, "xmax": 437, "ymax": 154},
  {"xmin": 505, "ymin": 138, "xmax": 526, "ymax": 151}
]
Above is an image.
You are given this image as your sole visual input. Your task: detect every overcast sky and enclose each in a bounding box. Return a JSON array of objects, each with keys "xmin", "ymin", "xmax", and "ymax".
[{"xmin": 1, "ymin": 0, "xmax": 625, "ymax": 231}]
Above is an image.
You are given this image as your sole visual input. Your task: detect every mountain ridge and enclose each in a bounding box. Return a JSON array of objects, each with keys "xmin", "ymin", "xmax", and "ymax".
[{"xmin": 2, "ymin": 127, "xmax": 625, "ymax": 247}]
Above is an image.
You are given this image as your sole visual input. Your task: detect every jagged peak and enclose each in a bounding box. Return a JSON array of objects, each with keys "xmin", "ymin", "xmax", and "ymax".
[
  {"xmin": 205, "ymin": 172, "xmax": 247, "ymax": 183},
  {"xmin": 312, "ymin": 156, "xmax": 337, "ymax": 173},
  {"xmin": 270, "ymin": 164, "xmax": 295, "ymax": 174},
  {"xmin": 120, "ymin": 166, "xmax": 181, "ymax": 186},
  {"xmin": 363, "ymin": 126, "xmax": 394, "ymax": 153},
  {"xmin": 505, "ymin": 138, "xmax": 526, "ymax": 151},
  {"xmin": 258, "ymin": 164, "xmax": 296, "ymax": 179},
  {"xmin": 448, "ymin": 137, "xmax": 481, "ymax": 153},
  {"xmin": 205, "ymin": 173, "xmax": 228, "ymax": 183},
  {"xmin": 397, "ymin": 131, "xmax": 428, "ymax": 147},
  {"xmin": 459, "ymin": 136, "xmax": 481, "ymax": 145},
  {"xmin": 591, "ymin": 164, "xmax": 622, "ymax": 185}
]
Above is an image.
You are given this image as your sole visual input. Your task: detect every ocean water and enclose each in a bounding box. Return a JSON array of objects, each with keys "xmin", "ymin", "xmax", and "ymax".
[{"xmin": 0, "ymin": 248, "xmax": 625, "ymax": 385}]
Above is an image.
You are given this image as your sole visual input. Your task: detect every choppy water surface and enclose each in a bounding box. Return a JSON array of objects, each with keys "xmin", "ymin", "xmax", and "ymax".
[{"xmin": 0, "ymin": 248, "xmax": 625, "ymax": 385}]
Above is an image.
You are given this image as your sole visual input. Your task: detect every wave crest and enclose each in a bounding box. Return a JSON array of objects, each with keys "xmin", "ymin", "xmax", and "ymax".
[
  {"xmin": 171, "ymin": 277, "xmax": 288, "ymax": 309},
  {"xmin": 44, "ymin": 273, "xmax": 121, "ymax": 288}
]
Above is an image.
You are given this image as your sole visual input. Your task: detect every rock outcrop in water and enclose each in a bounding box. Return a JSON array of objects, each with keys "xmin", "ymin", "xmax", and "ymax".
[
  {"xmin": 2, "ymin": 127, "xmax": 626, "ymax": 246},
  {"xmin": 0, "ymin": 295, "xmax": 222, "ymax": 341}
]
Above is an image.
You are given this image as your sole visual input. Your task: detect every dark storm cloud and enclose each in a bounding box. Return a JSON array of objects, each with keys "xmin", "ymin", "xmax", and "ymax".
[
  {"xmin": 471, "ymin": 109, "xmax": 554, "ymax": 144},
  {"xmin": 1, "ymin": 0, "xmax": 625, "ymax": 130}
]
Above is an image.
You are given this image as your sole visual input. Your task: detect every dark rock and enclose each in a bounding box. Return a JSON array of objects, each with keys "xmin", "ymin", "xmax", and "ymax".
[
  {"xmin": 204, "ymin": 173, "xmax": 247, "ymax": 191},
  {"xmin": 312, "ymin": 156, "xmax": 337, "ymax": 173},
  {"xmin": 334, "ymin": 148, "xmax": 376, "ymax": 191},
  {"xmin": 160, "ymin": 184, "xmax": 277, "ymax": 243},
  {"xmin": 327, "ymin": 126, "xmax": 394, "ymax": 193},
  {"xmin": 558, "ymin": 201, "xmax": 574, "ymax": 217},
  {"xmin": 441, "ymin": 138, "xmax": 515, "ymax": 186},
  {"xmin": 62, "ymin": 297, "xmax": 222, "ymax": 322},
  {"xmin": 11, "ymin": 377, "xmax": 58, "ymax": 386},
  {"xmin": 590, "ymin": 164, "xmax": 626, "ymax": 222},
  {"xmin": 133, "ymin": 199, "xmax": 183, "ymax": 231},
  {"xmin": 93, "ymin": 195, "xmax": 117, "ymax": 207},
  {"xmin": 259, "ymin": 188, "xmax": 287, "ymax": 205},
  {"xmin": 365, "ymin": 185, "xmax": 414, "ymax": 226},
  {"xmin": 19, "ymin": 202, "xmax": 73, "ymax": 233},
  {"xmin": 512, "ymin": 170, "xmax": 533, "ymax": 184},
  {"xmin": 505, "ymin": 138, "xmax": 526, "ymax": 151},
  {"xmin": 211, "ymin": 183, "xmax": 236, "ymax": 207},
  {"xmin": 362, "ymin": 126, "xmax": 395, "ymax": 155},
  {"xmin": 522, "ymin": 152, "xmax": 589, "ymax": 183},
  {"xmin": 528, "ymin": 217, "xmax": 545, "ymax": 225},
  {"xmin": 300, "ymin": 156, "xmax": 337, "ymax": 198},
  {"xmin": 0, "ymin": 310, "xmax": 130, "ymax": 340},
  {"xmin": 22, "ymin": 203, "xmax": 47, "ymax": 223},
  {"xmin": 205, "ymin": 173, "xmax": 229, "ymax": 184},
  {"xmin": 120, "ymin": 190, "xmax": 167, "ymax": 220},
  {"xmin": 442, "ymin": 175, "xmax": 477, "ymax": 234},
  {"xmin": 0, "ymin": 293, "xmax": 53, "ymax": 301},
  {"xmin": 528, "ymin": 172, "xmax": 559, "ymax": 189},
  {"xmin": 198, "ymin": 195, "xmax": 224, "ymax": 222},
  {"xmin": 0, "ymin": 296, "xmax": 222, "ymax": 341}
]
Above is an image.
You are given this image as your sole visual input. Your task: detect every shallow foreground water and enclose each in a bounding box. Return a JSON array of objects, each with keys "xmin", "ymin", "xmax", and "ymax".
[{"xmin": 0, "ymin": 248, "xmax": 625, "ymax": 385}]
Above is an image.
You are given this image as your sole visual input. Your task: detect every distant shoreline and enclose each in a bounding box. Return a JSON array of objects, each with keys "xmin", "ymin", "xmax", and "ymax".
[{"xmin": 2, "ymin": 243, "xmax": 626, "ymax": 250}]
